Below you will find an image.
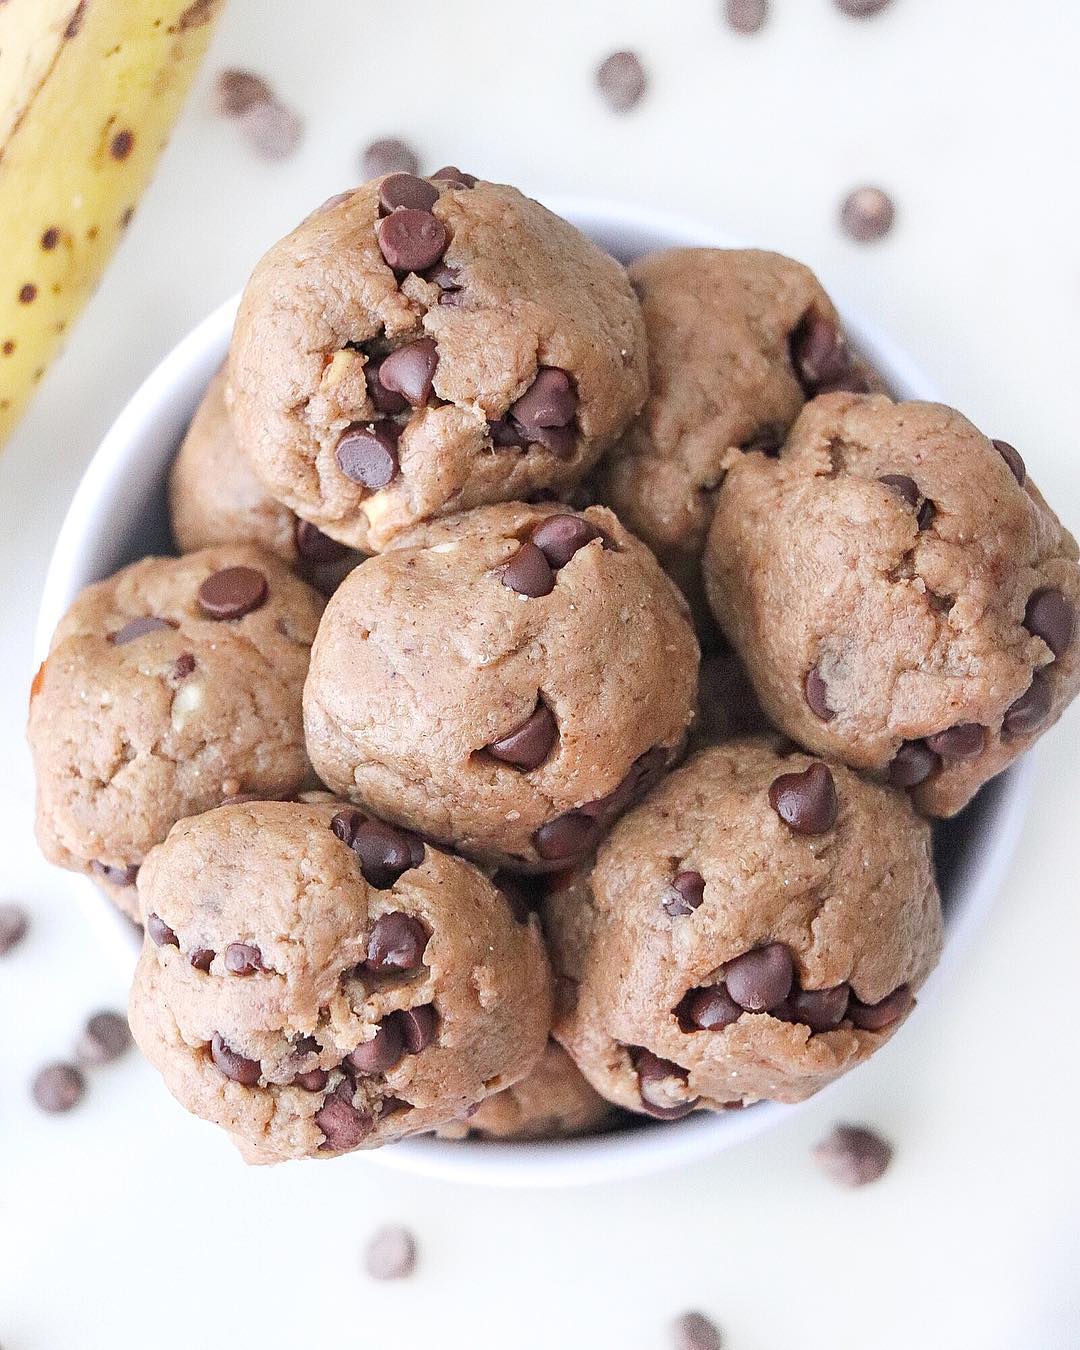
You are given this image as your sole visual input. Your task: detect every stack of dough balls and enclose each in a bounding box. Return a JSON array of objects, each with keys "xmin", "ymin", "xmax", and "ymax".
[{"xmin": 28, "ymin": 168, "xmax": 1079, "ymax": 1163}]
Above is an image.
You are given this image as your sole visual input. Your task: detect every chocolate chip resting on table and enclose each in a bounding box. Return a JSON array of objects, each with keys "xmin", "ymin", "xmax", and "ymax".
[
  {"xmin": 813, "ymin": 1123, "xmax": 893, "ymax": 1186},
  {"xmin": 0, "ymin": 901, "xmax": 29, "ymax": 956},
  {"xmin": 364, "ymin": 1224, "xmax": 418, "ymax": 1281},
  {"xmin": 32, "ymin": 1062, "xmax": 85, "ymax": 1114}
]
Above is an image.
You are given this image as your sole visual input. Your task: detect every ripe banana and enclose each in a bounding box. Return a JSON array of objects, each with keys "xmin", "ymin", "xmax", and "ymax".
[{"xmin": 0, "ymin": 0, "xmax": 225, "ymax": 448}]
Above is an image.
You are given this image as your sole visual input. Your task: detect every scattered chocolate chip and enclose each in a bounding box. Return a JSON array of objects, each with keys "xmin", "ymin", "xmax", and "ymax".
[
  {"xmin": 530, "ymin": 514, "xmax": 601, "ymax": 568},
  {"xmin": 887, "ymin": 740, "xmax": 939, "ymax": 788},
  {"xmin": 365, "ymin": 912, "xmax": 428, "ymax": 972},
  {"xmin": 336, "ymin": 423, "xmax": 400, "ymax": 489},
  {"xmin": 431, "ymin": 165, "xmax": 477, "ymax": 188},
  {"xmin": 32, "ymin": 1062, "xmax": 85, "ymax": 1113},
  {"xmin": 76, "ymin": 1011, "xmax": 131, "ymax": 1066},
  {"xmin": 197, "ymin": 565, "xmax": 268, "ymax": 620},
  {"xmin": 664, "ymin": 870, "xmax": 705, "ymax": 918},
  {"xmin": 109, "ymin": 615, "xmax": 173, "ymax": 645},
  {"xmin": 240, "ymin": 100, "xmax": 303, "ymax": 161},
  {"xmin": 214, "ymin": 69, "xmax": 273, "ymax": 118},
  {"xmin": 596, "ymin": 50, "xmax": 648, "ymax": 113},
  {"xmin": 680, "ymin": 984, "xmax": 742, "ymax": 1031},
  {"xmin": 501, "ymin": 542, "xmax": 555, "ymax": 597},
  {"xmin": 723, "ymin": 943, "xmax": 794, "ymax": 1012},
  {"xmin": 377, "ymin": 337, "xmax": 439, "ymax": 406},
  {"xmin": 330, "ymin": 808, "xmax": 364, "ymax": 847},
  {"xmin": 924, "ymin": 723, "xmax": 986, "ymax": 761},
  {"xmin": 789, "ymin": 310, "xmax": 859, "ymax": 395},
  {"xmin": 294, "ymin": 519, "xmax": 349, "ymax": 565},
  {"xmin": 1002, "ymin": 670, "xmax": 1052, "ymax": 739},
  {"xmin": 725, "ymin": 0, "xmax": 768, "ymax": 33},
  {"xmin": 378, "ymin": 171, "xmax": 439, "ymax": 215},
  {"xmin": 147, "ymin": 913, "xmax": 178, "ymax": 948},
  {"xmin": 364, "ymin": 139, "xmax": 420, "ymax": 180},
  {"xmin": 487, "ymin": 702, "xmax": 558, "ymax": 770},
  {"xmin": 510, "ymin": 368, "xmax": 577, "ymax": 433},
  {"xmin": 878, "ymin": 474, "xmax": 919, "ymax": 509},
  {"xmin": 316, "ymin": 1094, "xmax": 374, "ymax": 1151},
  {"xmin": 0, "ymin": 902, "xmax": 29, "ymax": 955},
  {"xmin": 768, "ymin": 762, "xmax": 839, "ymax": 834},
  {"xmin": 348, "ymin": 1017, "xmax": 406, "ymax": 1074},
  {"xmin": 398, "ymin": 1004, "xmax": 437, "ymax": 1053},
  {"xmin": 840, "ymin": 186, "xmax": 896, "ymax": 242},
  {"xmin": 533, "ymin": 810, "xmax": 596, "ymax": 861},
  {"xmin": 223, "ymin": 942, "xmax": 263, "ymax": 976},
  {"xmin": 784, "ymin": 984, "xmax": 850, "ymax": 1032},
  {"xmin": 631, "ymin": 1048, "xmax": 697, "ymax": 1120},
  {"xmin": 1024, "ymin": 588, "xmax": 1074, "ymax": 659},
  {"xmin": 294, "ymin": 1067, "xmax": 329, "ymax": 1092},
  {"xmin": 90, "ymin": 860, "xmax": 139, "ymax": 888},
  {"xmin": 189, "ymin": 947, "xmax": 215, "ymax": 972},
  {"xmin": 365, "ymin": 1224, "xmax": 418, "ymax": 1280},
  {"xmin": 354, "ymin": 821, "xmax": 424, "ymax": 889},
  {"xmin": 992, "ymin": 438, "xmax": 1026, "ymax": 487},
  {"xmin": 848, "ymin": 983, "xmax": 912, "ymax": 1031},
  {"xmin": 377, "ymin": 207, "xmax": 448, "ymax": 273},
  {"xmin": 671, "ymin": 1309, "xmax": 723, "ymax": 1350},
  {"xmin": 917, "ymin": 497, "xmax": 936, "ymax": 530},
  {"xmin": 835, "ymin": 0, "xmax": 892, "ymax": 14},
  {"xmin": 804, "ymin": 665, "xmax": 835, "ymax": 721},
  {"xmin": 813, "ymin": 1123, "xmax": 893, "ymax": 1185}
]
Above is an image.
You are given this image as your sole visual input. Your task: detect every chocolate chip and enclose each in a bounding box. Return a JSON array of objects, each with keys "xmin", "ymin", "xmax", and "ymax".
[
  {"xmin": 90, "ymin": 860, "xmax": 139, "ymax": 888},
  {"xmin": 785, "ymin": 984, "xmax": 850, "ymax": 1032},
  {"xmin": 1024, "ymin": 588, "xmax": 1074, "ymax": 659},
  {"xmin": 631, "ymin": 1047, "xmax": 697, "ymax": 1120},
  {"xmin": 917, "ymin": 498, "xmax": 936, "ymax": 530},
  {"xmin": 789, "ymin": 310, "xmax": 859, "ymax": 395},
  {"xmin": 364, "ymin": 138, "xmax": 420, "ymax": 179},
  {"xmin": 366, "ymin": 912, "xmax": 428, "ymax": 972},
  {"xmin": 147, "ymin": 913, "xmax": 178, "ymax": 947},
  {"xmin": 209, "ymin": 1034, "xmax": 260, "ymax": 1084},
  {"xmin": 533, "ymin": 810, "xmax": 597, "ymax": 861},
  {"xmin": 501, "ymin": 542, "xmax": 555, "ymax": 597},
  {"xmin": 804, "ymin": 665, "xmax": 835, "ymax": 721},
  {"xmin": 768, "ymin": 762, "xmax": 839, "ymax": 834},
  {"xmin": 354, "ymin": 821, "xmax": 424, "ymax": 889},
  {"xmin": 992, "ymin": 438, "xmax": 1026, "ymax": 487},
  {"xmin": 723, "ymin": 943, "xmax": 794, "ymax": 1012},
  {"xmin": 431, "ymin": 165, "xmax": 477, "ymax": 188},
  {"xmin": 398, "ymin": 1004, "xmax": 437, "ymax": 1053},
  {"xmin": 76, "ymin": 1011, "xmax": 131, "ymax": 1066},
  {"xmin": 331, "ymin": 808, "xmax": 364, "ymax": 847},
  {"xmin": 596, "ymin": 50, "xmax": 648, "ymax": 113},
  {"xmin": 294, "ymin": 519, "xmax": 349, "ymax": 565},
  {"xmin": 680, "ymin": 984, "xmax": 742, "ymax": 1031},
  {"xmin": 530, "ymin": 514, "xmax": 601, "ymax": 568},
  {"xmin": 887, "ymin": 740, "xmax": 939, "ymax": 788},
  {"xmin": 0, "ymin": 902, "xmax": 29, "ymax": 955},
  {"xmin": 189, "ymin": 947, "xmax": 215, "ymax": 972},
  {"xmin": 924, "ymin": 723, "xmax": 986, "ymax": 761},
  {"xmin": 214, "ymin": 69, "xmax": 273, "ymax": 118},
  {"xmin": 365, "ymin": 356, "xmax": 410, "ymax": 415},
  {"xmin": 240, "ymin": 100, "xmax": 303, "ymax": 161},
  {"xmin": 840, "ymin": 186, "xmax": 896, "ymax": 242},
  {"xmin": 377, "ymin": 171, "xmax": 439, "ymax": 216},
  {"xmin": 377, "ymin": 338, "xmax": 439, "ymax": 407},
  {"xmin": 294, "ymin": 1068, "xmax": 329, "ymax": 1092},
  {"xmin": 377, "ymin": 207, "xmax": 448, "ymax": 273},
  {"xmin": 336, "ymin": 422, "xmax": 400, "ymax": 489},
  {"xmin": 510, "ymin": 368, "xmax": 577, "ymax": 433},
  {"xmin": 835, "ymin": 0, "xmax": 892, "ymax": 15},
  {"xmin": 664, "ymin": 870, "xmax": 705, "ymax": 918},
  {"xmin": 364, "ymin": 1224, "xmax": 418, "ymax": 1280},
  {"xmin": 224, "ymin": 942, "xmax": 263, "ymax": 976},
  {"xmin": 197, "ymin": 566, "xmax": 268, "ymax": 620},
  {"xmin": 848, "ymin": 983, "xmax": 912, "ymax": 1030},
  {"xmin": 316, "ymin": 1094, "xmax": 374, "ymax": 1151},
  {"xmin": 32, "ymin": 1062, "xmax": 85, "ymax": 1113},
  {"xmin": 878, "ymin": 474, "xmax": 919, "ymax": 509},
  {"xmin": 671, "ymin": 1310, "xmax": 723, "ymax": 1350},
  {"xmin": 813, "ymin": 1123, "xmax": 893, "ymax": 1186},
  {"xmin": 348, "ymin": 1017, "xmax": 406, "ymax": 1074},
  {"xmin": 525, "ymin": 423, "xmax": 577, "ymax": 457},
  {"xmin": 487, "ymin": 702, "xmax": 558, "ymax": 769},
  {"xmin": 1002, "ymin": 670, "xmax": 1052, "ymax": 739},
  {"xmin": 109, "ymin": 615, "xmax": 173, "ymax": 645},
  {"xmin": 724, "ymin": 0, "xmax": 768, "ymax": 33}
]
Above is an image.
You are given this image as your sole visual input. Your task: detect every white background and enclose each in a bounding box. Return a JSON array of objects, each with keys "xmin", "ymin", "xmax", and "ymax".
[{"xmin": 2, "ymin": 2, "xmax": 1079, "ymax": 1346}]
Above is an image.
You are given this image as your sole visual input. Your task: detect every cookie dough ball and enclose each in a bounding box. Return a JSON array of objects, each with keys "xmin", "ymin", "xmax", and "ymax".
[
  {"xmin": 128, "ymin": 799, "xmax": 552, "ymax": 1162},
  {"xmin": 29, "ymin": 546, "xmax": 324, "ymax": 899},
  {"xmin": 704, "ymin": 393, "xmax": 1080, "ymax": 816},
  {"xmin": 304, "ymin": 502, "xmax": 699, "ymax": 870},
  {"xmin": 169, "ymin": 369, "xmax": 360, "ymax": 594},
  {"xmin": 595, "ymin": 248, "xmax": 879, "ymax": 618},
  {"xmin": 228, "ymin": 172, "xmax": 647, "ymax": 552},
  {"xmin": 547, "ymin": 740, "xmax": 942, "ymax": 1115}
]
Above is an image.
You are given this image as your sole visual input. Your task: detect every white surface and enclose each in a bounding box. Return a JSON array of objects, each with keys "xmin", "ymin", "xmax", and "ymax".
[{"xmin": 1, "ymin": 0, "xmax": 1078, "ymax": 1344}]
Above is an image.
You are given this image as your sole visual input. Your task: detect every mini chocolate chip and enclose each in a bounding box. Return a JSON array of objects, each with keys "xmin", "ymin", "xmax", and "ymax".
[
  {"xmin": 336, "ymin": 422, "xmax": 400, "ymax": 488},
  {"xmin": 917, "ymin": 497, "xmax": 936, "ymax": 530},
  {"xmin": 1024, "ymin": 588, "xmax": 1074, "ymax": 660},
  {"xmin": 840, "ymin": 186, "xmax": 896, "ymax": 243},
  {"xmin": 431, "ymin": 165, "xmax": 477, "ymax": 188},
  {"xmin": 398, "ymin": 1004, "xmax": 437, "ymax": 1053},
  {"xmin": 197, "ymin": 566, "xmax": 268, "ymax": 620},
  {"xmin": 814, "ymin": 1122, "xmax": 892, "ymax": 1185},
  {"xmin": 510, "ymin": 368, "xmax": 577, "ymax": 432},
  {"xmin": 348, "ymin": 1017, "xmax": 406, "ymax": 1074},
  {"xmin": 681, "ymin": 984, "xmax": 742, "ymax": 1031},
  {"xmin": 354, "ymin": 821, "xmax": 424, "ymax": 888},
  {"xmin": 147, "ymin": 913, "xmax": 178, "ymax": 947},
  {"xmin": 189, "ymin": 947, "xmax": 215, "ymax": 972},
  {"xmin": 878, "ymin": 474, "xmax": 919, "ymax": 509},
  {"xmin": 224, "ymin": 942, "xmax": 263, "ymax": 976},
  {"xmin": 0, "ymin": 902, "xmax": 29, "ymax": 955},
  {"xmin": 365, "ymin": 1224, "xmax": 418, "ymax": 1280},
  {"xmin": 90, "ymin": 860, "xmax": 139, "ymax": 888},
  {"xmin": 316, "ymin": 1094, "xmax": 374, "ymax": 1151},
  {"xmin": 789, "ymin": 310, "xmax": 860, "ymax": 395},
  {"xmin": 723, "ymin": 943, "xmax": 794, "ymax": 1012},
  {"xmin": 487, "ymin": 702, "xmax": 558, "ymax": 769},
  {"xmin": 366, "ymin": 912, "xmax": 428, "ymax": 972},
  {"xmin": 848, "ymin": 983, "xmax": 912, "ymax": 1031},
  {"xmin": 210, "ymin": 1034, "xmax": 261, "ymax": 1085},
  {"xmin": 294, "ymin": 519, "xmax": 348, "ymax": 565},
  {"xmin": 109, "ymin": 615, "xmax": 173, "ymax": 645},
  {"xmin": 992, "ymin": 438, "xmax": 1026, "ymax": 486},
  {"xmin": 664, "ymin": 870, "xmax": 705, "ymax": 917},
  {"xmin": 377, "ymin": 207, "xmax": 448, "ymax": 273},
  {"xmin": 804, "ymin": 666, "xmax": 835, "ymax": 721},
  {"xmin": 631, "ymin": 1047, "xmax": 697, "ymax": 1120},
  {"xmin": 671, "ymin": 1310, "xmax": 723, "ymax": 1350},
  {"xmin": 924, "ymin": 723, "xmax": 986, "ymax": 761},
  {"xmin": 888, "ymin": 741, "xmax": 939, "ymax": 788},
  {"xmin": 768, "ymin": 762, "xmax": 839, "ymax": 834},
  {"xmin": 365, "ymin": 139, "xmax": 420, "ymax": 182},
  {"xmin": 533, "ymin": 810, "xmax": 596, "ymax": 861},
  {"xmin": 293, "ymin": 1068, "xmax": 328, "ymax": 1092},
  {"xmin": 1002, "ymin": 670, "xmax": 1052, "ymax": 739},
  {"xmin": 377, "ymin": 337, "xmax": 439, "ymax": 406},
  {"xmin": 530, "ymin": 514, "xmax": 601, "ymax": 568},
  {"xmin": 725, "ymin": 0, "xmax": 768, "ymax": 34},
  {"xmin": 76, "ymin": 1011, "xmax": 131, "ymax": 1066},
  {"xmin": 596, "ymin": 50, "xmax": 647, "ymax": 113},
  {"xmin": 786, "ymin": 984, "xmax": 850, "ymax": 1032},
  {"xmin": 32, "ymin": 1062, "xmax": 85, "ymax": 1113},
  {"xmin": 501, "ymin": 542, "xmax": 555, "ymax": 597},
  {"xmin": 835, "ymin": 0, "xmax": 892, "ymax": 15},
  {"xmin": 365, "ymin": 355, "xmax": 410, "ymax": 415},
  {"xmin": 330, "ymin": 807, "xmax": 364, "ymax": 847}
]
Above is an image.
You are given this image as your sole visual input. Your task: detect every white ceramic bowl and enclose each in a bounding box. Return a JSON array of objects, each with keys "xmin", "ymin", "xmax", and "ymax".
[{"xmin": 34, "ymin": 199, "xmax": 1033, "ymax": 1187}]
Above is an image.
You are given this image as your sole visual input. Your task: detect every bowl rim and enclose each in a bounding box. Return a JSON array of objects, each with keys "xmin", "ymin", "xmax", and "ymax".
[{"xmin": 33, "ymin": 195, "xmax": 1035, "ymax": 1186}]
